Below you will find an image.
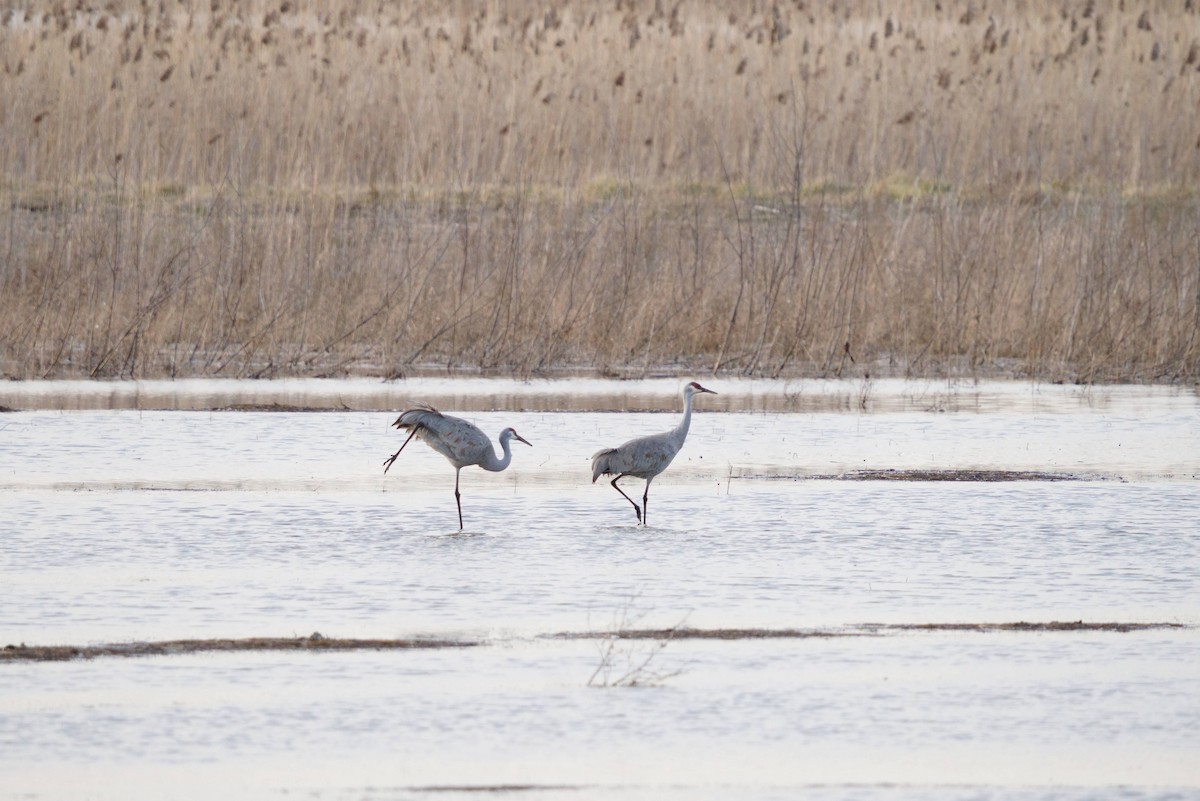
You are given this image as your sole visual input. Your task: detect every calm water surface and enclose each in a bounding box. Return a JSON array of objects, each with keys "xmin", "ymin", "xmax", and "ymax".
[{"xmin": 1, "ymin": 378, "xmax": 1198, "ymax": 799}]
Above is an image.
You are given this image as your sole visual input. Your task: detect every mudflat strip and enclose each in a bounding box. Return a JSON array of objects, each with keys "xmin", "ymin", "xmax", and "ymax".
[
  {"xmin": 1, "ymin": 634, "xmax": 478, "ymax": 663},
  {"xmin": 859, "ymin": 621, "xmax": 1187, "ymax": 633},
  {"xmin": 553, "ymin": 622, "xmax": 1186, "ymax": 641},
  {"xmin": 6, "ymin": 624, "xmax": 1184, "ymax": 663},
  {"xmin": 763, "ymin": 469, "xmax": 1094, "ymax": 482}
]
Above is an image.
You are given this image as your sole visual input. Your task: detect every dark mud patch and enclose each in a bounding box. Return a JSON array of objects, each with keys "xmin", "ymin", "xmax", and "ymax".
[
  {"xmin": 211, "ymin": 402, "xmax": 350, "ymax": 412},
  {"xmin": 412, "ymin": 785, "xmax": 579, "ymax": 794},
  {"xmin": 861, "ymin": 621, "xmax": 1186, "ymax": 633},
  {"xmin": 550, "ymin": 626, "xmax": 863, "ymax": 641},
  {"xmin": 551, "ymin": 621, "xmax": 1187, "ymax": 641},
  {"xmin": 793, "ymin": 469, "xmax": 1093, "ymax": 482},
  {"xmin": 1, "ymin": 633, "xmax": 478, "ymax": 663},
  {"xmin": 734, "ymin": 468, "xmax": 1098, "ymax": 482}
]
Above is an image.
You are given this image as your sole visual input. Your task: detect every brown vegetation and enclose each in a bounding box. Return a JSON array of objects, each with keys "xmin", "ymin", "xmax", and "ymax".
[{"xmin": 1, "ymin": 1, "xmax": 1198, "ymax": 382}]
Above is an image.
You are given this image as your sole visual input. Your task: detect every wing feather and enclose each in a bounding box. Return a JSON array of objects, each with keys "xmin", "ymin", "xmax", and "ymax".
[{"xmin": 394, "ymin": 404, "xmax": 492, "ymax": 467}]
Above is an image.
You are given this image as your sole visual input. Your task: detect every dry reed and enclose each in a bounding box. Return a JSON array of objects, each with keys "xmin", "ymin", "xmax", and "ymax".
[{"xmin": 1, "ymin": 1, "xmax": 1198, "ymax": 382}]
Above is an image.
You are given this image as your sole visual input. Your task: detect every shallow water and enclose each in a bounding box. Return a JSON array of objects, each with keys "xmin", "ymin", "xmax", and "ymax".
[{"xmin": 1, "ymin": 378, "xmax": 1199, "ymax": 799}]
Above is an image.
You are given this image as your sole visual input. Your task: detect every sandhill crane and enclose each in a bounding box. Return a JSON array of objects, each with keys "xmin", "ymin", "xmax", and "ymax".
[
  {"xmin": 591, "ymin": 381, "xmax": 717, "ymax": 525},
  {"xmin": 383, "ymin": 403, "xmax": 531, "ymax": 530}
]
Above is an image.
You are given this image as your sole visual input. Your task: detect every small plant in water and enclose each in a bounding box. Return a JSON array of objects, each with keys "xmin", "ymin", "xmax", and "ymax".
[{"xmin": 587, "ymin": 598, "xmax": 687, "ymax": 688}]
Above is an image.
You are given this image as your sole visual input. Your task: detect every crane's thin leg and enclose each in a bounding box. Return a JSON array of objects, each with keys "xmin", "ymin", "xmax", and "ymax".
[
  {"xmin": 611, "ymin": 474, "xmax": 642, "ymax": 524},
  {"xmin": 383, "ymin": 428, "xmax": 419, "ymax": 474},
  {"xmin": 642, "ymin": 481, "xmax": 651, "ymax": 526},
  {"xmin": 454, "ymin": 468, "xmax": 464, "ymax": 530}
]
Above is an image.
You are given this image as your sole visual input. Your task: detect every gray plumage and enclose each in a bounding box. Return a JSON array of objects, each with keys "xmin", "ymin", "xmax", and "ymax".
[
  {"xmin": 383, "ymin": 403, "xmax": 531, "ymax": 530},
  {"xmin": 591, "ymin": 381, "xmax": 716, "ymax": 525}
]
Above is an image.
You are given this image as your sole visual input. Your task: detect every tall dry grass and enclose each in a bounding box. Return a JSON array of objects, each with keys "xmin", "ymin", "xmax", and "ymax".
[{"xmin": 1, "ymin": 1, "xmax": 1198, "ymax": 382}]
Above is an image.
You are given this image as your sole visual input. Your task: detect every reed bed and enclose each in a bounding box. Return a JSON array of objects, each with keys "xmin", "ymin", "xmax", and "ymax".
[{"xmin": 2, "ymin": 1, "xmax": 1198, "ymax": 382}]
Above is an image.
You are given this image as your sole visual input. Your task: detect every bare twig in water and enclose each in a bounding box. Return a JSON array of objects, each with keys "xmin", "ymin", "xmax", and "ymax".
[{"xmin": 587, "ymin": 597, "xmax": 688, "ymax": 688}]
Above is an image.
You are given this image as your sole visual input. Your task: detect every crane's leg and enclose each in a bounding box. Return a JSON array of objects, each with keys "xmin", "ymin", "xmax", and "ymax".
[
  {"xmin": 642, "ymin": 480, "xmax": 652, "ymax": 526},
  {"xmin": 383, "ymin": 428, "xmax": 419, "ymax": 474},
  {"xmin": 454, "ymin": 468, "xmax": 464, "ymax": 530},
  {"xmin": 610, "ymin": 474, "xmax": 642, "ymax": 524}
]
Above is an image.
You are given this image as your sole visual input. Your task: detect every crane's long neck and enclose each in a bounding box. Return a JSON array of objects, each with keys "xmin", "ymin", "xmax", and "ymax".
[
  {"xmin": 672, "ymin": 389, "xmax": 696, "ymax": 442},
  {"xmin": 480, "ymin": 433, "xmax": 514, "ymax": 472}
]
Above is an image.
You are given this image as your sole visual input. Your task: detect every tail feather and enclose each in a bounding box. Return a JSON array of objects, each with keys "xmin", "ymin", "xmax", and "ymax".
[
  {"xmin": 392, "ymin": 402, "xmax": 441, "ymax": 431},
  {"xmin": 591, "ymin": 447, "xmax": 618, "ymax": 482}
]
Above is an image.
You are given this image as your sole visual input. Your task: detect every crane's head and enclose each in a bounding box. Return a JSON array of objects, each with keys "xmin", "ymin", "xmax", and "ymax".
[
  {"xmin": 686, "ymin": 381, "xmax": 717, "ymax": 396},
  {"xmin": 503, "ymin": 428, "xmax": 532, "ymax": 447}
]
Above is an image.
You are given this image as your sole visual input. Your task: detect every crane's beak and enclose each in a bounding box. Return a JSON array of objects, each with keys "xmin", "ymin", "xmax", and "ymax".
[
  {"xmin": 697, "ymin": 384, "xmax": 717, "ymax": 395},
  {"xmin": 512, "ymin": 431, "xmax": 532, "ymax": 447}
]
